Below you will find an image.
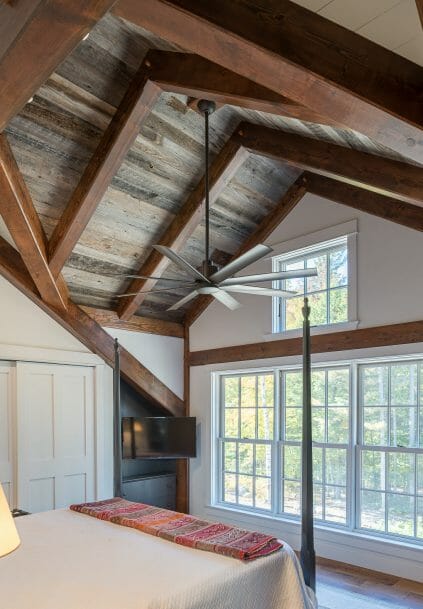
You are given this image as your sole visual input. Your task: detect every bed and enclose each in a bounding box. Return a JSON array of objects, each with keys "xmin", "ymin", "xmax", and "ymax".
[{"xmin": 1, "ymin": 508, "xmax": 316, "ymax": 609}]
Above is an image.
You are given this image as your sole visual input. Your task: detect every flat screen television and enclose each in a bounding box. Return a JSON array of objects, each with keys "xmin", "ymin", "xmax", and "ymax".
[{"xmin": 122, "ymin": 416, "xmax": 197, "ymax": 459}]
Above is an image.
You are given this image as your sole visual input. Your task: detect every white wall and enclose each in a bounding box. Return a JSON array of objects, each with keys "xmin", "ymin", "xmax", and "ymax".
[
  {"xmin": 104, "ymin": 328, "xmax": 184, "ymax": 399},
  {"xmin": 189, "ymin": 194, "xmax": 423, "ymax": 580},
  {"xmin": 191, "ymin": 194, "xmax": 423, "ymax": 350}
]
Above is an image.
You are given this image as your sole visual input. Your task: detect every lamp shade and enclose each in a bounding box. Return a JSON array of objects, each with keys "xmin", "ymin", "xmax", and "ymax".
[{"xmin": 0, "ymin": 484, "xmax": 20, "ymax": 557}]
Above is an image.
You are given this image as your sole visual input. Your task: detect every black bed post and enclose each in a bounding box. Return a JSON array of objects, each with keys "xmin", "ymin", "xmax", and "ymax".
[
  {"xmin": 300, "ymin": 297, "xmax": 316, "ymax": 591},
  {"xmin": 113, "ymin": 338, "xmax": 123, "ymax": 498}
]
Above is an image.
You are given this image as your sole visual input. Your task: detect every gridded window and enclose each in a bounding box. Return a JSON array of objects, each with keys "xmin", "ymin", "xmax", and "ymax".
[
  {"xmin": 219, "ymin": 374, "xmax": 274, "ymax": 511},
  {"xmin": 280, "ymin": 367, "xmax": 351, "ymax": 525},
  {"xmin": 358, "ymin": 362, "xmax": 423, "ymax": 540},
  {"xmin": 273, "ymin": 237, "xmax": 349, "ymax": 332}
]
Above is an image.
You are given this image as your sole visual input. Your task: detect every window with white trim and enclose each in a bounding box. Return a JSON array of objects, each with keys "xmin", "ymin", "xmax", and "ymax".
[
  {"xmin": 215, "ymin": 356, "xmax": 423, "ymax": 544},
  {"xmin": 272, "ymin": 235, "xmax": 353, "ymax": 333}
]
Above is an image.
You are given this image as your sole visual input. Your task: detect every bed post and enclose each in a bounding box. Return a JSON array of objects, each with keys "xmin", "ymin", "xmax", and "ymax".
[
  {"xmin": 113, "ymin": 338, "xmax": 123, "ymax": 498},
  {"xmin": 300, "ymin": 297, "xmax": 316, "ymax": 591}
]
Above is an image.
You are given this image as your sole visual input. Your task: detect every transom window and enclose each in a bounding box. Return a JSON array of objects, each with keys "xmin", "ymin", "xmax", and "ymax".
[
  {"xmin": 272, "ymin": 236, "xmax": 350, "ymax": 333},
  {"xmin": 215, "ymin": 357, "xmax": 423, "ymax": 544}
]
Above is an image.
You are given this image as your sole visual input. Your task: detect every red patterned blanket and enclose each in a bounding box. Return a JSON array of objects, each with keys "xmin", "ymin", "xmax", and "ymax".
[{"xmin": 70, "ymin": 498, "xmax": 282, "ymax": 561}]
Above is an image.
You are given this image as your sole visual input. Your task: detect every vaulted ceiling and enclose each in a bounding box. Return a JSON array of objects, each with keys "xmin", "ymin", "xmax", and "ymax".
[{"xmin": 0, "ymin": 0, "xmax": 422, "ymax": 413}]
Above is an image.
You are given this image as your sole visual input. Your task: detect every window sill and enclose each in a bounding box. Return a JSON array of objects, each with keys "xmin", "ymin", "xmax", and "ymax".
[{"xmin": 265, "ymin": 320, "xmax": 359, "ymax": 342}]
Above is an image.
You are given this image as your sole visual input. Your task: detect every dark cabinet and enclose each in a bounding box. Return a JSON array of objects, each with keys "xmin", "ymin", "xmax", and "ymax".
[{"xmin": 122, "ymin": 473, "xmax": 176, "ymax": 510}]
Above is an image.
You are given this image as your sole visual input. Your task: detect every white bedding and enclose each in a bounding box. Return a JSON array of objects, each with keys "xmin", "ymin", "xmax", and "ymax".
[{"xmin": 0, "ymin": 509, "xmax": 316, "ymax": 609}]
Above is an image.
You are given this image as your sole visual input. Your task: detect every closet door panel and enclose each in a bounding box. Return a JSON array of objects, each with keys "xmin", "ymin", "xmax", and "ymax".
[{"xmin": 0, "ymin": 363, "xmax": 14, "ymax": 507}]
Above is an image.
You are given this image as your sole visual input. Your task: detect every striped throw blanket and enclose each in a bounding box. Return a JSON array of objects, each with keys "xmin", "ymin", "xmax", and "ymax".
[{"xmin": 70, "ymin": 498, "xmax": 282, "ymax": 561}]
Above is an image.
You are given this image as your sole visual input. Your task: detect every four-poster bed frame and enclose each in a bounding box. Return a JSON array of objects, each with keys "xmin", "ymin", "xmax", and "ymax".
[{"xmin": 112, "ymin": 297, "xmax": 316, "ymax": 591}]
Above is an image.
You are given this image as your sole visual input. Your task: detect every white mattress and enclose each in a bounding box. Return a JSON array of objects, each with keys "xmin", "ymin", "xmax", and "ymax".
[{"xmin": 0, "ymin": 509, "xmax": 316, "ymax": 609}]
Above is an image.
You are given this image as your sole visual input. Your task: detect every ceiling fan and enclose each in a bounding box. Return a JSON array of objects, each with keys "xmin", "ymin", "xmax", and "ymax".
[{"xmin": 117, "ymin": 100, "xmax": 317, "ymax": 311}]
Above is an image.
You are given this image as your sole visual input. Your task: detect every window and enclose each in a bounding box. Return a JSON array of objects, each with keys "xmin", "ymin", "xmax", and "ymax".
[
  {"xmin": 272, "ymin": 235, "xmax": 351, "ymax": 333},
  {"xmin": 215, "ymin": 356, "xmax": 423, "ymax": 545}
]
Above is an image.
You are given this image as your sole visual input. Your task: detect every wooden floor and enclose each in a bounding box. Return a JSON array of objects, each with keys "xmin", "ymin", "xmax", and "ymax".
[{"xmin": 317, "ymin": 559, "xmax": 423, "ymax": 609}]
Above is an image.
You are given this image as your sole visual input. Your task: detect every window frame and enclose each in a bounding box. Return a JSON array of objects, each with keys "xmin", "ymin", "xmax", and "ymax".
[{"xmin": 212, "ymin": 354, "xmax": 423, "ymax": 547}]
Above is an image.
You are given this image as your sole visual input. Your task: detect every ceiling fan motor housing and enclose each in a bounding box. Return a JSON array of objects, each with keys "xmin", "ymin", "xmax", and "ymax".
[{"xmin": 201, "ymin": 259, "xmax": 219, "ymax": 278}]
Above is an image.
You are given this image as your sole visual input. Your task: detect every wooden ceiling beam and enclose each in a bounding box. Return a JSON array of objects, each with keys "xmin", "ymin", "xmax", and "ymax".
[
  {"xmin": 117, "ymin": 133, "xmax": 249, "ymax": 321},
  {"xmin": 184, "ymin": 177, "xmax": 307, "ymax": 326},
  {"xmin": 236, "ymin": 123, "xmax": 423, "ymax": 207},
  {"xmin": 0, "ymin": 0, "xmax": 116, "ymax": 132},
  {"xmin": 305, "ymin": 174, "xmax": 423, "ymax": 232},
  {"xmin": 189, "ymin": 320, "xmax": 423, "ymax": 366},
  {"xmin": 0, "ymin": 134, "xmax": 68, "ymax": 310},
  {"xmin": 0, "ymin": 237, "xmax": 184, "ymax": 416},
  {"xmin": 81, "ymin": 306, "xmax": 184, "ymax": 338},
  {"xmin": 114, "ymin": 0, "xmax": 423, "ymax": 164},
  {"xmin": 48, "ymin": 59, "xmax": 161, "ymax": 278},
  {"xmin": 416, "ymin": 1, "xmax": 423, "ymax": 28},
  {"xmin": 147, "ymin": 51, "xmax": 341, "ymax": 127}
]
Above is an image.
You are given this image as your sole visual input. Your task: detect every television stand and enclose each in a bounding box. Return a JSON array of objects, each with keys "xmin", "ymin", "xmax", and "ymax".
[{"xmin": 122, "ymin": 472, "xmax": 176, "ymax": 510}]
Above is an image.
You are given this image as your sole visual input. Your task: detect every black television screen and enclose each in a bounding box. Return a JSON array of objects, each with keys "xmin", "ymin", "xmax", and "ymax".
[{"xmin": 122, "ymin": 416, "xmax": 197, "ymax": 459}]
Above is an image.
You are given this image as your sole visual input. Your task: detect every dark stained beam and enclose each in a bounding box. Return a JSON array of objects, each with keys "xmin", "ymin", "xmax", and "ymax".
[
  {"xmin": 189, "ymin": 321, "xmax": 423, "ymax": 366},
  {"xmin": 0, "ymin": 236, "xmax": 184, "ymax": 416},
  {"xmin": 81, "ymin": 306, "xmax": 184, "ymax": 338},
  {"xmin": 0, "ymin": 0, "xmax": 116, "ymax": 131},
  {"xmin": 117, "ymin": 134, "xmax": 249, "ymax": 321},
  {"xmin": 48, "ymin": 60, "xmax": 161, "ymax": 277},
  {"xmin": 185, "ymin": 177, "xmax": 307, "ymax": 326},
  {"xmin": 305, "ymin": 173, "xmax": 423, "ymax": 232},
  {"xmin": 147, "ymin": 51, "xmax": 341, "ymax": 127},
  {"xmin": 175, "ymin": 323, "xmax": 190, "ymax": 513},
  {"xmin": 114, "ymin": 0, "xmax": 423, "ymax": 163},
  {"xmin": 0, "ymin": 134, "xmax": 68, "ymax": 310},
  {"xmin": 417, "ymin": 1, "xmax": 423, "ymax": 28},
  {"xmin": 236, "ymin": 123, "xmax": 423, "ymax": 206}
]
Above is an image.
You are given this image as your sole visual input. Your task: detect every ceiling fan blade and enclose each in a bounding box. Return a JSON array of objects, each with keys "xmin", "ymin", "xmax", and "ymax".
[
  {"xmin": 154, "ymin": 245, "xmax": 210, "ymax": 282},
  {"xmin": 221, "ymin": 285, "xmax": 297, "ymax": 298},
  {"xmin": 212, "ymin": 290, "xmax": 242, "ymax": 310},
  {"xmin": 167, "ymin": 290, "xmax": 200, "ymax": 311},
  {"xmin": 219, "ymin": 268, "xmax": 317, "ymax": 286},
  {"xmin": 115, "ymin": 283, "xmax": 197, "ymax": 297},
  {"xmin": 209, "ymin": 244, "xmax": 273, "ymax": 283}
]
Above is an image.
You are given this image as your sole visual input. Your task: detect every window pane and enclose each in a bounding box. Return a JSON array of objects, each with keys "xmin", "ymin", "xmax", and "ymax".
[
  {"xmin": 285, "ymin": 260, "xmax": 305, "ymax": 293},
  {"xmin": 309, "ymin": 292, "xmax": 327, "ymax": 326},
  {"xmin": 391, "ymin": 364, "xmax": 418, "ymax": 406},
  {"xmin": 420, "ymin": 408, "xmax": 423, "ymax": 449},
  {"xmin": 311, "ymin": 370, "xmax": 325, "ymax": 406},
  {"xmin": 256, "ymin": 445, "xmax": 272, "ymax": 477},
  {"xmin": 238, "ymin": 475, "xmax": 254, "ymax": 507},
  {"xmin": 283, "ymin": 481, "xmax": 301, "ymax": 515},
  {"xmin": 257, "ymin": 409, "xmax": 274, "ymax": 440},
  {"xmin": 328, "ymin": 408, "xmax": 349, "ymax": 444},
  {"xmin": 388, "ymin": 452, "xmax": 414, "ymax": 495},
  {"xmin": 224, "ymin": 442, "xmax": 236, "ymax": 472},
  {"xmin": 223, "ymin": 473, "xmax": 236, "ymax": 503},
  {"xmin": 418, "ymin": 498, "xmax": 423, "ymax": 539},
  {"xmin": 224, "ymin": 409, "xmax": 239, "ymax": 438},
  {"xmin": 328, "ymin": 368, "xmax": 349, "ymax": 406},
  {"xmin": 363, "ymin": 407, "xmax": 388, "ymax": 445},
  {"xmin": 240, "ymin": 408, "xmax": 256, "ymax": 439},
  {"xmin": 325, "ymin": 486, "xmax": 347, "ymax": 524},
  {"xmin": 312, "ymin": 407, "xmax": 325, "ymax": 443},
  {"xmin": 313, "ymin": 447, "xmax": 323, "ymax": 483},
  {"xmin": 329, "ymin": 287, "xmax": 348, "ymax": 324},
  {"xmin": 240, "ymin": 376, "xmax": 256, "ymax": 407},
  {"xmin": 306, "ymin": 254, "xmax": 327, "ymax": 292},
  {"xmin": 285, "ymin": 408, "xmax": 302, "ymax": 441},
  {"xmin": 330, "ymin": 247, "xmax": 348, "ymax": 288},
  {"xmin": 313, "ymin": 484, "xmax": 323, "ymax": 519},
  {"xmin": 326, "ymin": 448, "xmax": 347, "ymax": 486},
  {"xmin": 255, "ymin": 477, "xmax": 271, "ymax": 510},
  {"xmin": 361, "ymin": 450, "xmax": 385, "ymax": 491},
  {"xmin": 285, "ymin": 296, "xmax": 304, "ymax": 330},
  {"xmin": 387, "ymin": 494, "xmax": 414, "ymax": 537},
  {"xmin": 284, "ymin": 445, "xmax": 301, "ymax": 480},
  {"xmin": 360, "ymin": 491, "xmax": 385, "ymax": 531},
  {"xmin": 285, "ymin": 371, "xmax": 302, "ymax": 406},
  {"xmin": 418, "ymin": 455, "xmax": 423, "ymax": 495},
  {"xmin": 390, "ymin": 407, "xmax": 417, "ymax": 448},
  {"xmin": 238, "ymin": 443, "xmax": 254, "ymax": 475},
  {"xmin": 362, "ymin": 366, "xmax": 389, "ymax": 406},
  {"xmin": 257, "ymin": 374, "xmax": 274, "ymax": 407},
  {"xmin": 224, "ymin": 377, "xmax": 239, "ymax": 407}
]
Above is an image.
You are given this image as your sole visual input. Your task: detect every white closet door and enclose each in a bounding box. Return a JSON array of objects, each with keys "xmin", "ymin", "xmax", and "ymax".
[
  {"xmin": 16, "ymin": 362, "xmax": 95, "ymax": 513},
  {"xmin": 0, "ymin": 362, "xmax": 15, "ymax": 507}
]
